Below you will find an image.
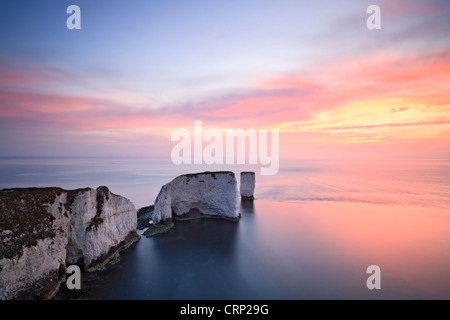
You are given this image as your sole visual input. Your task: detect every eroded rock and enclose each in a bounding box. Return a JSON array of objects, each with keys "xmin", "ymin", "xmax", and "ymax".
[
  {"xmin": 0, "ymin": 186, "xmax": 139, "ymax": 300},
  {"xmin": 146, "ymin": 172, "xmax": 240, "ymax": 236},
  {"xmin": 240, "ymin": 172, "xmax": 255, "ymax": 200}
]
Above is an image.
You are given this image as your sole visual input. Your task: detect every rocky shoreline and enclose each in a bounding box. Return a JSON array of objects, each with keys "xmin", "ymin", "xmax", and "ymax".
[
  {"xmin": 0, "ymin": 171, "xmax": 255, "ymax": 299},
  {"xmin": 137, "ymin": 171, "xmax": 246, "ymax": 237},
  {"xmin": 0, "ymin": 186, "xmax": 139, "ymax": 300}
]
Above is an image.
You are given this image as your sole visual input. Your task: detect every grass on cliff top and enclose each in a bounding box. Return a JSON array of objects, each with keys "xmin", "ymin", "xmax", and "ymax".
[
  {"xmin": 180, "ymin": 171, "xmax": 235, "ymax": 179},
  {"xmin": 0, "ymin": 187, "xmax": 91, "ymax": 260},
  {"xmin": 85, "ymin": 186, "xmax": 109, "ymax": 232}
]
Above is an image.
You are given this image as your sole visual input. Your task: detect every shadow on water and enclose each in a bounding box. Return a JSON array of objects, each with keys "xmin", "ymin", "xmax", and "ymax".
[
  {"xmin": 78, "ymin": 205, "xmax": 247, "ymax": 300},
  {"xmin": 240, "ymin": 198, "xmax": 255, "ymax": 213},
  {"xmin": 146, "ymin": 217, "xmax": 240, "ymax": 299}
]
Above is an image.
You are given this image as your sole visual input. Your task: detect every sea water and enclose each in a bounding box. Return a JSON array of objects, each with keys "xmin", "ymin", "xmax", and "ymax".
[{"xmin": 1, "ymin": 157, "xmax": 449, "ymax": 299}]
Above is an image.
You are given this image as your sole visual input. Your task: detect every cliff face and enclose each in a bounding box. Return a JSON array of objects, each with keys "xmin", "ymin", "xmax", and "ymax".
[
  {"xmin": 151, "ymin": 171, "xmax": 240, "ymax": 225},
  {"xmin": 0, "ymin": 186, "xmax": 139, "ymax": 300}
]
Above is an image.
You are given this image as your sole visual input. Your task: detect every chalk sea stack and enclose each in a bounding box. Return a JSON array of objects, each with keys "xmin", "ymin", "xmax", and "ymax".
[
  {"xmin": 0, "ymin": 186, "xmax": 139, "ymax": 300},
  {"xmin": 144, "ymin": 171, "xmax": 240, "ymax": 237},
  {"xmin": 240, "ymin": 172, "xmax": 255, "ymax": 200}
]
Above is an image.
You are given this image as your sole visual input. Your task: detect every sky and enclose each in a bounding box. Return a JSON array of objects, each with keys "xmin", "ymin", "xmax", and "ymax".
[{"xmin": 0, "ymin": 0, "xmax": 449, "ymax": 160}]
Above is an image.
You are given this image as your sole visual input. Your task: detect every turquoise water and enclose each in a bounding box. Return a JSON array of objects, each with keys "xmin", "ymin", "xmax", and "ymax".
[{"xmin": 1, "ymin": 157, "xmax": 449, "ymax": 299}]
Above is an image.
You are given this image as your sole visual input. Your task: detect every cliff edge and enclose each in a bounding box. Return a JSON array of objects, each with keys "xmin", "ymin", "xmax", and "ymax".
[{"xmin": 0, "ymin": 186, "xmax": 139, "ymax": 300}]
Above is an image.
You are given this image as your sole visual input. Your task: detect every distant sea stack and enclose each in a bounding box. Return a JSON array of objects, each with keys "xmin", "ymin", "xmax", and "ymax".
[
  {"xmin": 144, "ymin": 171, "xmax": 240, "ymax": 236},
  {"xmin": 0, "ymin": 186, "xmax": 139, "ymax": 300},
  {"xmin": 240, "ymin": 172, "xmax": 255, "ymax": 200}
]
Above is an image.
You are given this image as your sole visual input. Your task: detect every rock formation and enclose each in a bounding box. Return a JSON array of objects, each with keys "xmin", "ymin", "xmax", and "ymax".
[
  {"xmin": 0, "ymin": 186, "xmax": 139, "ymax": 300},
  {"xmin": 240, "ymin": 172, "xmax": 255, "ymax": 200},
  {"xmin": 145, "ymin": 172, "xmax": 240, "ymax": 236},
  {"xmin": 136, "ymin": 204, "xmax": 154, "ymax": 230}
]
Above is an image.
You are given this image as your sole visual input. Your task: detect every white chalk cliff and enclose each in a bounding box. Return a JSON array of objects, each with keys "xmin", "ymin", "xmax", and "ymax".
[
  {"xmin": 151, "ymin": 171, "xmax": 240, "ymax": 225},
  {"xmin": 0, "ymin": 186, "xmax": 139, "ymax": 300},
  {"xmin": 240, "ymin": 172, "xmax": 255, "ymax": 199}
]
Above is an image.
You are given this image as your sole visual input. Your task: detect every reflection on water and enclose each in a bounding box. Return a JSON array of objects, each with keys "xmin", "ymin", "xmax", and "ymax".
[
  {"xmin": 79, "ymin": 218, "xmax": 241, "ymax": 300},
  {"xmin": 1, "ymin": 158, "xmax": 449, "ymax": 299},
  {"xmin": 69, "ymin": 199, "xmax": 449, "ymax": 300}
]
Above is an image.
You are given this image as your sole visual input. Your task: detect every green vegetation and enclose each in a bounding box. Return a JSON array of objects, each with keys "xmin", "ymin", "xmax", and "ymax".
[
  {"xmin": 180, "ymin": 171, "xmax": 235, "ymax": 180},
  {"xmin": 143, "ymin": 221, "xmax": 175, "ymax": 237},
  {"xmin": 85, "ymin": 186, "xmax": 109, "ymax": 232},
  {"xmin": 65, "ymin": 188, "xmax": 90, "ymax": 212},
  {"xmin": 0, "ymin": 188, "xmax": 60, "ymax": 260},
  {"xmin": 0, "ymin": 187, "xmax": 91, "ymax": 260}
]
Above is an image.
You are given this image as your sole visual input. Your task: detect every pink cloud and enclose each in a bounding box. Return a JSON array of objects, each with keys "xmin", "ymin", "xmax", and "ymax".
[
  {"xmin": 0, "ymin": 62, "xmax": 48, "ymax": 88},
  {"xmin": 380, "ymin": 0, "xmax": 447, "ymax": 19},
  {"xmin": 0, "ymin": 89, "xmax": 194, "ymax": 131},
  {"xmin": 190, "ymin": 51, "xmax": 450, "ymax": 130},
  {"xmin": 1, "ymin": 50, "xmax": 449, "ymax": 140}
]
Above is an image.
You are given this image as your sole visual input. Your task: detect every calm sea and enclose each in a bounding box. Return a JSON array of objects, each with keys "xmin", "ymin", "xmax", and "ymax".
[{"xmin": 1, "ymin": 157, "xmax": 449, "ymax": 299}]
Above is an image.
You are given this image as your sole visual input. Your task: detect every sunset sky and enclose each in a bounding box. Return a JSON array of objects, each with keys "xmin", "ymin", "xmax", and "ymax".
[{"xmin": 0, "ymin": 0, "xmax": 449, "ymax": 160}]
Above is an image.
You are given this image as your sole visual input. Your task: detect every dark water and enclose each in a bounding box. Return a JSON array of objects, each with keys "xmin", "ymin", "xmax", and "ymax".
[
  {"xmin": 73, "ymin": 200, "xmax": 450, "ymax": 300},
  {"xmin": 1, "ymin": 157, "xmax": 449, "ymax": 299}
]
